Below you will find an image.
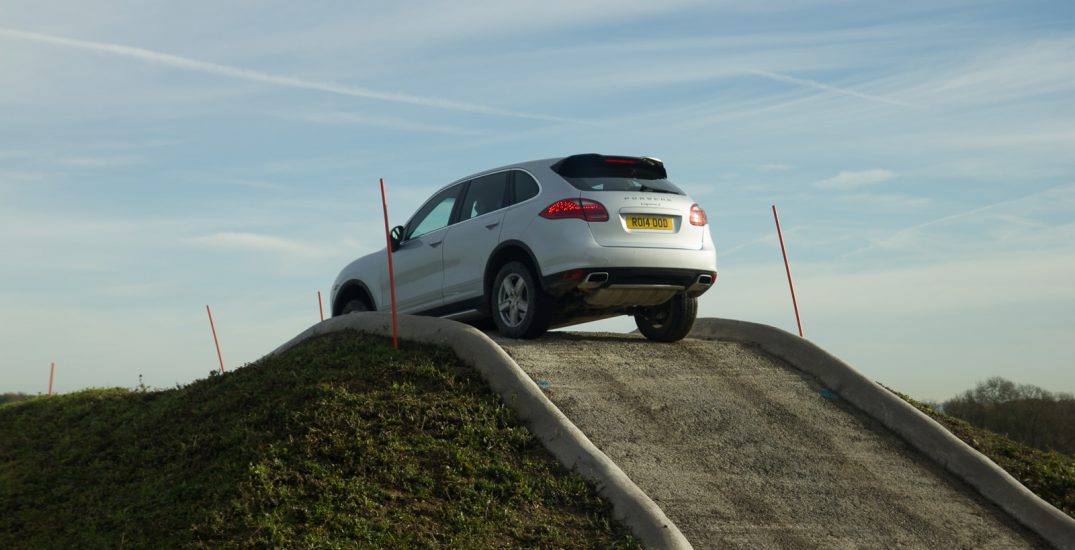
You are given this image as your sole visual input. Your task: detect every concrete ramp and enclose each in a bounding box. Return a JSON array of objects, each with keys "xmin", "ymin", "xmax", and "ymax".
[{"xmin": 493, "ymin": 332, "xmax": 1047, "ymax": 549}]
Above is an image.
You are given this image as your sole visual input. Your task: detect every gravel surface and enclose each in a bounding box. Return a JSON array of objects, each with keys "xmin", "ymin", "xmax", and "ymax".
[{"xmin": 491, "ymin": 331, "xmax": 1045, "ymax": 550}]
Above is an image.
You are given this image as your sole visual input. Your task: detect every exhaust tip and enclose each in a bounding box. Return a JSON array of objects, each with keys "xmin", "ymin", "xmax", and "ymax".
[
  {"xmin": 585, "ymin": 272, "xmax": 609, "ymax": 284},
  {"xmin": 577, "ymin": 271, "xmax": 609, "ymax": 290}
]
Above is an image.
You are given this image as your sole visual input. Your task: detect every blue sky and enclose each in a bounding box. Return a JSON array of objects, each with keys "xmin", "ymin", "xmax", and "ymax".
[{"xmin": 2, "ymin": 1, "xmax": 1073, "ymax": 401}]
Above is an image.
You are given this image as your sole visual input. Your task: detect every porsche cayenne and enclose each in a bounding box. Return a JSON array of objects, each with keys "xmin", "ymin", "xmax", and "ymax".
[{"xmin": 330, "ymin": 153, "xmax": 717, "ymax": 342}]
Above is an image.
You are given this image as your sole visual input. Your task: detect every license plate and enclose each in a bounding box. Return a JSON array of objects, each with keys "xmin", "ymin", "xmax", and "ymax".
[{"xmin": 626, "ymin": 215, "xmax": 673, "ymax": 231}]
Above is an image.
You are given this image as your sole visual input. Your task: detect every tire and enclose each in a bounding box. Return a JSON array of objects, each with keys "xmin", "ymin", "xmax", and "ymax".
[
  {"xmin": 635, "ymin": 293, "xmax": 697, "ymax": 342},
  {"xmin": 491, "ymin": 261, "xmax": 550, "ymax": 339},
  {"xmin": 341, "ymin": 298, "xmax": 371, "ymax": 315}
]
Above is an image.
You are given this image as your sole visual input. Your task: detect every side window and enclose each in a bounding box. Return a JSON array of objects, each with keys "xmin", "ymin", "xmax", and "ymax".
[
  {"xmin": 406, "ymin": 184, "xmax": 462, "ymax": 240},
  {"xmin": 458, "ymin": 171, "xmax": 510, "ymax": 222},
  {"xmin": 512, "ymin": 171, "xmax": 539, "ymax": 205}
]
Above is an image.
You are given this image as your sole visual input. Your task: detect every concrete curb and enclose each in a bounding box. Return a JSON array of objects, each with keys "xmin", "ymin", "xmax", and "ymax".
[
  {"xmin": 270, "ymin": 313, "xmax": 692, "ymax": 550},
  {"xmin": 689, "ymin": 318, "xmax": 1075, "ymax": 550}
]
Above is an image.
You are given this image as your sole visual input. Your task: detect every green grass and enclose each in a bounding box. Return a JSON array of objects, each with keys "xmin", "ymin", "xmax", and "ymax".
[
  {"xmin": 891, "ymin": 388, "xmax": 1075, "ymax": 518},
  {"xmin": 0, "ymin": 332, "xmax": 640, "ymax": 548}
]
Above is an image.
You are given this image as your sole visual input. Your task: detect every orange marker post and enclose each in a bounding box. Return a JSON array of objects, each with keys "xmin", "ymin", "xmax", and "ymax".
[
  {"xmin": 380, "ymin": 178, "xmax": 399, "ymax": 350},
  {"xmin": 48, "ymin": 362, "xmax": 55, "ymax": 396},
  {"xmin": 206, "ymin": 305, "xmax": 226, "ymax": 373},
  {"xmin": 318, "ymin": 291, "xmax": 325, "ymax": 322},
  {"xmin": 772, "ymin": 205, "xmax": 804, "ymax": 338}
]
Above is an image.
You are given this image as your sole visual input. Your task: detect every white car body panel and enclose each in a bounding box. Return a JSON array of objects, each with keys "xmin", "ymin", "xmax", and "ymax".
[
  {"xmin": 390, "ymin": 228, "xmax": 447, "ymax": 313},
  {"xmin": 441, "ymin": 210, "xmax": 505, "ymax": 305},
  {"xmin": 581, "ymin": 191, "xmax": 703, "ymax": 250}
]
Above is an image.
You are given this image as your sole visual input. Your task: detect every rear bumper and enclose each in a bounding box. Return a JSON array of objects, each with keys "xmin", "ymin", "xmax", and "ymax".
[
  {"xmin": 542, "ymin": 267, "xmax": 717, "ymax": 299},
  {"xmin": 524, "ymin": 215, "xmax": 717, "ymax": 274},
  {"xmin": 508, "ymin": 214, "xmax": 718, "ymax": 307}
]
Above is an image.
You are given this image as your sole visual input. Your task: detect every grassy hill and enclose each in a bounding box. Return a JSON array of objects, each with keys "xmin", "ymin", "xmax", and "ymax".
[
  {"xmin": 892, "ymin": 388, "xmax": 1075, "ymax": 518},
  {"xmin": 0, "ymin": 332, "xmax": 639, "ymax": 548}
]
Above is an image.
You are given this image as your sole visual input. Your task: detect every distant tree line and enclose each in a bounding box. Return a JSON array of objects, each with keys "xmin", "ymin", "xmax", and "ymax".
[
  {"xmin": 0, "ymin": 393, "xmax": 34, "ymax": 406},
  {"xmin": 943, "ymin": 377, "xmax": 1075, "ymax": 455}
]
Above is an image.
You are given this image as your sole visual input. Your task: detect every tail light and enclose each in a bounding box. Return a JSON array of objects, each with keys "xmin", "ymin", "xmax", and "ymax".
[
  {"xmin": 540, "ymin": 198, "xmax": 609, "ymax": 222},
  {"xmin": 690, "ymin": 204, "xmax": 707, "ymax": 226}
]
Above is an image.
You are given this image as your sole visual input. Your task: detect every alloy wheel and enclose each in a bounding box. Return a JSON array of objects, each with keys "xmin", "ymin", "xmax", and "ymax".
[{"xmin": 497, "ymin": 273, "xmax": 529, "ymax": 327}]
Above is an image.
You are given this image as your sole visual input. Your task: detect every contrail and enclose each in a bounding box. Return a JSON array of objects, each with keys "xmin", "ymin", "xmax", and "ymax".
[
  {"xmin": 0, "ymin": 28, "xmax": 571, "ymax": 122},
  {"xmin": 747, "ymin": 69, "xmax": 909, "ymax": 107},
  {"xmin": 842, "ymin": 183, "xmax": 1075, "ymax": 257}
]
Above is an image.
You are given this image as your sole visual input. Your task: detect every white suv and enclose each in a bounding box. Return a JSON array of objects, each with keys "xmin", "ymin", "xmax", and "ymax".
[{"xmin": 331, "ymin": 154, "xmax": 717, "ymax": 342}]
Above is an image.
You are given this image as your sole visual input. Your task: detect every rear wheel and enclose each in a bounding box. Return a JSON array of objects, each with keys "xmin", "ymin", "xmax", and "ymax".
[
  {"xmin": 341, "ymin": 298, "xmax": 371, "ymax": 315},
  {"xmin": 635, "ymin": 294, "xmax": 697, "ymax": 342},
  {"xmin": 492, "ymin": 261, "xmax": 550, "ymax": 339}
]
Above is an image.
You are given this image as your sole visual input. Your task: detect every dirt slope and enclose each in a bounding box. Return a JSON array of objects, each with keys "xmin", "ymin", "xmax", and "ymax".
[{"xmin": 492, "ymin": 332, "xmax": 1045, "ymax": 549}]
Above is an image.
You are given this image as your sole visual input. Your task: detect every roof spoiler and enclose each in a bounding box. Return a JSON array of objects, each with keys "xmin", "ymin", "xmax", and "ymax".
[{"xmin": 551, "ymin": 154, "xmax": 667, "ymax": 180}]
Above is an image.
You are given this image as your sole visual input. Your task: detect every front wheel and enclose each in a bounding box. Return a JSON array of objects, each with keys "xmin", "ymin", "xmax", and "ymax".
[
  {"xmin": 635, "ymin": 294, "xmax": 697, "ymax": 342},
  {"xmin": 491, "ymin": 261, "xmax": 550, "ymax": 339},
  {"xmin": 341, "ymin": 298, "xmax": 370, "ymax": 315}
]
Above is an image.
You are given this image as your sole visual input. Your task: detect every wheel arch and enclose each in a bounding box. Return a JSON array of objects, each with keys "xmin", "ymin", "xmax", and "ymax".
[
  {"xmin": 333, "ymin": 280, "xmax": 377, "ymax": 316},
  {"xmin": 483, "ymin": 240, "xmax": 542, "ymax": 312}
]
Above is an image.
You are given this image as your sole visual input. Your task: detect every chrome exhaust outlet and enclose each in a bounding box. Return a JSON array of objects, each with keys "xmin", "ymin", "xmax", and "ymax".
[
  {"xmin": 686, "ymin": 272, "xmax": 716, "ymax": 296},
  {"xmin": 577, "ymin": 271, "xmax": 609, "ymax": 290}
]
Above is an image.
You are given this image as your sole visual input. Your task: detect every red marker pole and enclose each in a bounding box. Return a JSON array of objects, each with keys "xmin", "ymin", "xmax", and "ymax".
[
  {"xmin": 318, "ymin": 291, "xmax": 325, "ymax": 322},
  {"xmin": 206, "ymin": 305, "xmax": 226, "ymax": 373},
  {"xmin": 380, "ymin": 178, "xmax": 400, "ymax": 350},
  {"xmin": 772, "ymin": 205, "xmax": 804, "ymax": 338},
  {"xmin": 48, "ymin": 362, "xmax": 55, "ymax": 396}
]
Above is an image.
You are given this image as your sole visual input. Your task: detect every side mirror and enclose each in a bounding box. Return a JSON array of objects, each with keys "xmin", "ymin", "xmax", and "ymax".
[{"xmin": 389, "ymin": 225, "xmax": 404, "ymax": 252}]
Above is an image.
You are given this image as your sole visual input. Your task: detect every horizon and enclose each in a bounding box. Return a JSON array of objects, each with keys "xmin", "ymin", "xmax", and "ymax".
[{"xmin": 2, "ymin": 1, "xmax": 1074, "ymax": 402}]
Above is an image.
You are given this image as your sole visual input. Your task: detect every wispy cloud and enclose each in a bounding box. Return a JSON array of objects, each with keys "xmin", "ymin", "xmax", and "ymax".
[
  {"xmin": 183, "ymin": 232, "xmax": 337, "ymax": 258},
  {"xmin": 0, "ymin": 149, "xmax": 36, "ymax": 160},
  {"xmin": 208, "ymin": 178, "xmax": 290, "ymax": 192},
  {"xmin": 58, "ymin": 155, "xmax": 140, "ymax": 168},
  {"xmin": 746, "ymin": 69, "xmax": 910, "ymax": 106},
  {"xmin": 759, "ymin": 163, "xmax": 793, "ymax": 172},
  {"xmin": 906, "ymin": 37, "xmax": 1075, "ymax": 108},
  {"xmin": 838, "ymin": 193, "xmax": 931, "ymax": 209},
  {"xmin": 282, "ymin": 111, "xmax": 484, "ymax": 136},
  {"xmin": 0, "ymin": 170, "xmax": 52, "ymax": 186},
  {"xmin": 0, "ymin": 27, "xmax": 570, "ymax": 122},
  {"xmin": 1, "ymin": 148, "xmax": 140, "ymax": 169},
  {"xmin": 949, "ymin": 128, "xmax": 1075, "ymax": 149},
  {"xmin": 843, "ymin": 183, "xmax": 1075, "ymax": 257},
  {"xmin": 816, "ymin": 169, "xmax": 895, "ymax": 189},
  {"xmin": 719, "ymin": 233, "xmax": 778, "ymax": 258}
]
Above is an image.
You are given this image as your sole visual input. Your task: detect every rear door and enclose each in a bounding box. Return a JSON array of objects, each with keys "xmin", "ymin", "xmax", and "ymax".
[{"xmin": 440, "ymin": 171, "xmax": 511, "ymax": 308}]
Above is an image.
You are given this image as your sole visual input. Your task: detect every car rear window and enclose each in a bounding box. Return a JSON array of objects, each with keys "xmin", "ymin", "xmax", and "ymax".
[{"xmin": 551, "ymin": 154, "xmax": 684, "ymax": 195}]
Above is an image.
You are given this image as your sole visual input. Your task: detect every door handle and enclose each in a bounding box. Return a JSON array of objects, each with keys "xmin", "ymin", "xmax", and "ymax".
[
  {"xmin": 428, "ymin": 240, "xmax": 443, "ymax": 248},
  {"xmin": 485, "ymin": 222, "xmax": 500, "ymax": 229}
]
